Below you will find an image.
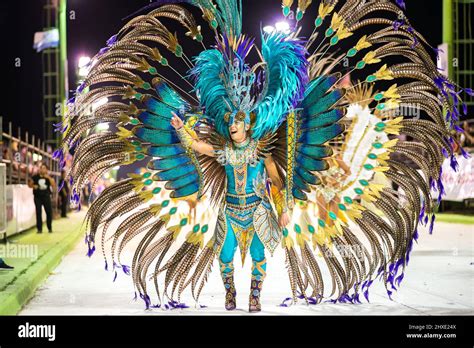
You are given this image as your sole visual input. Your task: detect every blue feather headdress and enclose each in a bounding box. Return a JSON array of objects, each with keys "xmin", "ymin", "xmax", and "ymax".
[{"xmin": 192, "ymin": 31, "xmax": 308, "ymax": 140}]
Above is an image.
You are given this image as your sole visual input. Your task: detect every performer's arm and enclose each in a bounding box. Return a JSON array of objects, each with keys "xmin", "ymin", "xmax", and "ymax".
[
  {"xmin": 264, "ymin": 156, "xmax": 290, "ymax": 227},
  {"xmin": 170, "ymin": 113, "xmax": 216, "ymax": 157}
]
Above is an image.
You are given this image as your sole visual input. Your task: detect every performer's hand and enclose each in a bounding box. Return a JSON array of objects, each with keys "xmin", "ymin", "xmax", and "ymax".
[
  {"xmin": 278, "ymin": 212, "xmax": 290, "ymax": 228},
  {"xmin": 170, "ymin": 112, "xmax": 184, "ymax": 130}
]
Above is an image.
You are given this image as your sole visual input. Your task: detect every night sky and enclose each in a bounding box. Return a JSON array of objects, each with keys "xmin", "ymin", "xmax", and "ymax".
[{"xmin": 1, "ymin": 0, "xmax": 444, "ymax": 140}]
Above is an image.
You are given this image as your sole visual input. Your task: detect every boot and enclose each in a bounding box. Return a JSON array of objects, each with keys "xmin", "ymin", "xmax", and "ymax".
[
  {"xmin": 223, "ymin": 275, "xmax": 237, "ymax": 310},
  {"xmin": 249, "ymin": 258, "xmax": 266, "ymax": 313},
  {"xmin": 219, "ymin": 260, "xmax": 236, "ymax": 310},
  {"xmin": 249, "ymin": 277, "xmax": 263, "ymax": 312}
]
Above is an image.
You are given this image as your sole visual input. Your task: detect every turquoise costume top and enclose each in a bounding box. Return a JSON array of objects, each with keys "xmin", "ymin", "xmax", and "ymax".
[{"xmin": 215, "ymin": 138, "xmax": 280, "ymax": 265}]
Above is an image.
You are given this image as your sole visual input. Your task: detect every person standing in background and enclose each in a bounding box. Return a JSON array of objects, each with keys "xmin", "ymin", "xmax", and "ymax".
[
  {"xmin": 58, "ymin": 170, "xmax": 69, "ymax": 218},
  {"xmin": 28, "ymin": 163, "xmax": 55, "ymax": 233}
]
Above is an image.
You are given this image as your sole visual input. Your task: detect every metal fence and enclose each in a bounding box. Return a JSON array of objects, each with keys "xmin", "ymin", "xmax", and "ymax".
[{"xmin": 1, "ymin": 117, "xmax": 61, "ymax": 214}]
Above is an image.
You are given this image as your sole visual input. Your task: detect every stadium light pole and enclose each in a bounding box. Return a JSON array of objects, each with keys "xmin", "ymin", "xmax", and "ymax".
[
  {"xmin": 59, "ymin": 0, "xmax": 68, "ymax": 124},
  {"xmin": 442, "ymin": 0, "xmax": 453, "ymax": 80}
]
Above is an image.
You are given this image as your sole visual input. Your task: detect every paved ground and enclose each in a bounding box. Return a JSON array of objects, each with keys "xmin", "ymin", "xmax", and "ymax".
[
  {"xmin": 0, "ymin": 210, "xmax": 86, "ymax": 315},
  {"xmin": 18, "ymin": 214, "xmax": 473, "ymax": 316}
]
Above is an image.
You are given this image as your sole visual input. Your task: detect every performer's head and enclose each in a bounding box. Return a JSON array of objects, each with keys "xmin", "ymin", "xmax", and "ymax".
[{"xmin": 225, "ymin": 110, "xmax": 250, "ymax": 143}]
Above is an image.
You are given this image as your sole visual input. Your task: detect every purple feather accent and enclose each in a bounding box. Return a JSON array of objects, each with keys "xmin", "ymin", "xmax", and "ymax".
[
  {"xmin": 395, "ymin": 273, "xmax": 405, "ymax": 287},
  {"xmin": 363, "ymin": 290, "xmax": 370, "ymax": 303},
  {"xmin": 429, "ymin": 215, "xmax": 436, "ymax": 235},
  {"xmin": 52, "ymin": 148, "xmax": 63, "ymax": 160},
  {"xmin": 308, "ymin": 297, "xmax": 317, "ymax": 305},
  {"xmin": 151, "ymin": 304, "xmax": 161, "ymax": 308},
  {"xmin": 104, "ymin": 260, "xmax": 108, "ymax": 271},
  {"xmin": 393, "ymin": 19, "xmax": 403, "ymax": 30},
  {"xmin": 169, "ymin": 301, "xmax": 189, "ymax": 309},
  {"xmin": 450, "ymin": 155, "xmax": 459, "ymax": 171},
  {"xmin": 395, "ymin": 0, "xmax": 406, "ymax": 9},
  {"xmin": 199, "ymin": 304, "xmax": 207, "ymax": 308},
  {"xmin": 279, "ymin": 297, "xmax": 292, "ymax": 307},
  {"xmin": 57, "ymin": 180, "xmax": 65, "ymax": 193},
  {"xmin": 164, "ymin": 304, "xmax": 169, "ymax": 310},
  {"xmin": 413, "ymin": 228, "xmax": 419, "ymax": 242},
  {"xmin": 462, "ymin": 103, "xmax": 468, "ymax": 115},
  {"xmin": 77, "ymin": 82, "xmax": 86, "ymax": 93},
  {"xmin": 133, "ymin": 292, "xmax": 137, "ymax": 301},
  {"xmin": 419, "ymin": 203, "xmax": 425, "ymax": 222},
  {"xmin": 406, "ymin": 239, "xmax": 413, "ymax": 265},
  {"xmin": 460, "ymin": 147, "xmax": 471, "ymax": 159},
  {"xmin": 87, "ymin": 243, "xmax": 95, "ymax": 257},
  {"xmin": 454, "ymin": 125, "xmax": 464, "ymax": 133},
  {"xmin": 122, "ymin": 265, "xmax": 131, "ymax": 275},
  {"xmin": 394, "ymin": 258, "xmax": 404, "ymax": 274},
  {"xmin": 423, "ymin": 214, "xmax": 429, "ymax": 225},
  {"xmin": 441, "ymin": 148, "xmax": 447, "ymax": 159},
  {"xmin": 434, "ymin": 77, "xmax": 444, "ymax": 89},
  {"xmin": 386, "ymin": 289, "xmax": 393, "ymax": 300},
  {"xmin": 353, "ymin": 292, "xmax": 362, "ymax": 304},
  {"xmin": 98, "ymin": 47, "xmax": 110, "ymax": 56},
  {"xmin": 464, "ymin": 88, "xmax": 474, "ymax": 96},
  {"xmin": 106, "ymin": 34, "xmax": 118, "ymax": 47},
  {"xmin": 113, "ymin": 270, "xmax": 118, "ymax": 282}
]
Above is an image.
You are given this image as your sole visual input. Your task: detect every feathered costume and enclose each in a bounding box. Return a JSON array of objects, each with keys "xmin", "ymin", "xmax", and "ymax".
[{"xmin": 56, "ymin": 0, "xmax": 471, "ymax": 310}]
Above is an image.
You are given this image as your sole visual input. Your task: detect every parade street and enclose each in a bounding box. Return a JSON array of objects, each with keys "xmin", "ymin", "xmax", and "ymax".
[{"xmin": 19, "ymin": 218, "xmax": 473, "ymax": 316}]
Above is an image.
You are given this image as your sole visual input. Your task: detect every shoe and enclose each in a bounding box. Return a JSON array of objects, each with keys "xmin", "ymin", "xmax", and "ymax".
[
  {"xmin": 0, "ymin": 260, "xmax": 14, "ymax": 270},
  {"xmin": 223, "ymin": 276, "xmax": 237, "ymax": 310},
  {"xmin": 37, "ymin": 230, "xmax": 42, "ymax": 234},
  {"xmin": 249, "ymin": 278, "xmax": 263, "ymax": 313},
  {"xmin": 48, "ymin": 230, "xmax": 53, "ymax": 233}
]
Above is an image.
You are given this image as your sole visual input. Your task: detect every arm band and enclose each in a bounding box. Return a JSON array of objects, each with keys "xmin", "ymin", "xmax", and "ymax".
[
  {"xmin": 271, "ymin": 185, "xmax": 288, "ymax": 216},
  {"xmin": 176, "ymin": 127, "xmax": 194, "ymax": 152}
]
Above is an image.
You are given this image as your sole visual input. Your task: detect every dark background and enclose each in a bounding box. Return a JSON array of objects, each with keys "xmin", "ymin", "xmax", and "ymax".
[{"xmin": 0, "ymin": 0, "xmax": 445, "ymax": 139}]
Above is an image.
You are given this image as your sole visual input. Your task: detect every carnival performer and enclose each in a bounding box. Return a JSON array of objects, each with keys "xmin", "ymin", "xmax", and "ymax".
[
  {"xmin": 58, "ymin": 0, "xmax": 470, "ymax": 312},
  {"xmin": 170, "ymin": 111, "xmax": 290, "ymax": 311}
]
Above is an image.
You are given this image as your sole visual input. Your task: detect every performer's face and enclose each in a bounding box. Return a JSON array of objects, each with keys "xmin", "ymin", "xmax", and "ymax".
[{"xmin": 229, "ymin": 120, "xmax": 248, "ymax": 143}]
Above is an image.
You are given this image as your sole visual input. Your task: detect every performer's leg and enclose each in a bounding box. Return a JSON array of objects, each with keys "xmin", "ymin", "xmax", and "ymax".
[
  {"xmin": 34, "ymin": 195, "xmax": 43, "ymax": 233},
  {"xmin": 219, "ymin": 223, "xmax": 238, "ymax": 310},
  {"xmin": 249, "ymin": 235, "xmax": 266, "ymax": 312},
  {"xmin": 44, "ymin": 195, "xmax": 53, "ymax": 232}
]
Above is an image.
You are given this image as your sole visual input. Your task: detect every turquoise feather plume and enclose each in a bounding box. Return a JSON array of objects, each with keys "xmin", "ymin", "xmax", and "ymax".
[
  {"xmin": 252, "ymin": 32, "xmax": 309, "ymax": 140},
  {"xmin": 192, "ymin": 49, "xmax": 233, "ymax": 138}
]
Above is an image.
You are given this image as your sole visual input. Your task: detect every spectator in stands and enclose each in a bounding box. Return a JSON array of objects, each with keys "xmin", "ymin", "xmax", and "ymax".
[
  {"xmin": 461, "ymin": 121, "xmax": 474, "ymax": 149},
  {"xmin": 28, "ymin": 163, "xmax": 55, "ymax": 233},
  {"xmin": 0, "ymin": 257, "xmax": 13, "ymax": 270},
  {"xmin": 58, "ymin": 169, "xmax": 69, "ymax": 218}
]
